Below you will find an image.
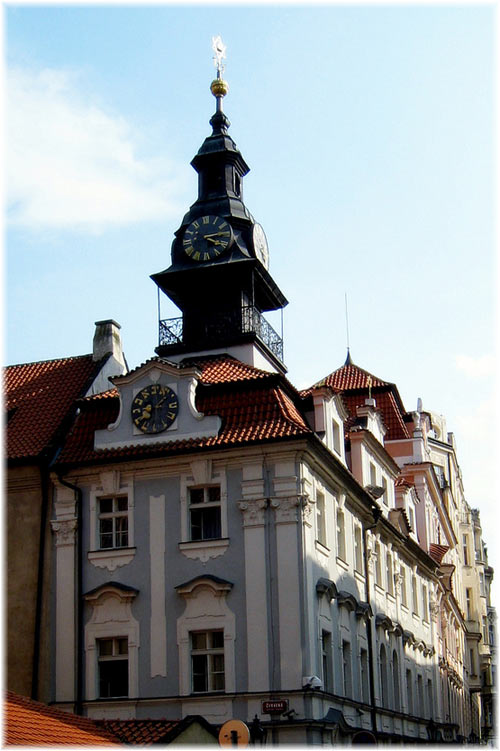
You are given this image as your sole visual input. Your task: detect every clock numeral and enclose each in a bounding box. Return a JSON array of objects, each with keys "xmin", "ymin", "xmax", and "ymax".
[
  {"xmin": 193, "ymin": 221, "xmax": 200, "ymax": 229},
  {"xmin": 193, "ymin": 251, "xmax": 201, "ymax": 260},
  {"xmin": 202, "ymin": 216, "xmax": 210, "ymax": 224},
  {"xmin": 203, "ymin": 252, "xmax": 211, "ymax": 260},
  {"xmin": 167, "ymin": 410, "xmax": 177, "ymax": 421},
  {"xmin": 169, "ymin": 401, "xmax": 178, "ymax": 408},
  {"xmin": 185, "ymin": 246, "xmax": 194, "ymax": 256},
  {"xmin": 220, "ymin": 221, "xmax": 227, "ymax": 229}
]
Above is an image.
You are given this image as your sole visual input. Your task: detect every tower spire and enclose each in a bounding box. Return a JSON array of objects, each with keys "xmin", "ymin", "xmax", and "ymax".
[{"xmin": 210, "ymin": 35, "xmax": 229, "ymax": 123}]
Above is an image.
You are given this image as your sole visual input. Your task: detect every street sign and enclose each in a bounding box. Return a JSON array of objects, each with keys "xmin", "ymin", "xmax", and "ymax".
[
  {"xmin": 262, "ymin": 699, "xmax": 288, "ymax": 715},
  {"xmin": 219, "ymin": 719, "xmax": 250, "ymax": 747}
]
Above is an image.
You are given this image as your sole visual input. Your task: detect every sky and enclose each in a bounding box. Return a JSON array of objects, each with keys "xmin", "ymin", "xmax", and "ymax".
[{"xmin": 4, "ymin": 3, "xmax": 498, "ymax": 584}]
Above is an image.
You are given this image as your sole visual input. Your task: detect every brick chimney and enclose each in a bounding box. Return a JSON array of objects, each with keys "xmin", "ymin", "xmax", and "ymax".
[{"xmin": 87, "ymin": 320, "xmax": 127, "ymax": 395}]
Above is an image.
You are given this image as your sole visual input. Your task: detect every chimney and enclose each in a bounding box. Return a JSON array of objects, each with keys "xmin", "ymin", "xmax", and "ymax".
[{"xmin": 93, "ymin": 319, "xmax": 125, "ymax": 365}]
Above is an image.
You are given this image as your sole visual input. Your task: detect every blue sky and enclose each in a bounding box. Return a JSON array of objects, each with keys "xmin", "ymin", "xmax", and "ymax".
[{"xmin": 5, "ymin": 4, "xmax": 498, "ymax": 576}]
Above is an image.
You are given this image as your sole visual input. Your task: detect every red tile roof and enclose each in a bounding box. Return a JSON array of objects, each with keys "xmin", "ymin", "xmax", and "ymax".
[
  {"xmin": 96, "ymin": 718, "xmax": 181, "ymax": 744},
  {"xmin": 428, "ymin": 543, "xmax": 450, "ymax": 565},
  {"xmin": 305, "ymin": 359, "xmax": 410, "ymax": 442},
  {"xmin": 56, "ymin": 356, "xmax": 312, "ymax": 465},
  {"xmin": 4, "ymin": 691, "xmax": 119, "ymax": 746},
  {"xmin": 5, "ymin": 354, "xmax": 107, "ymax": 461}
]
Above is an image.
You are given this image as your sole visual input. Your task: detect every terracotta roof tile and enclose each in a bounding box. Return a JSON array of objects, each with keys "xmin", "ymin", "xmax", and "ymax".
[
  {"xmin": 95, "ymin": 718, "xmax": 181, "ymax": 745},
  {"xmin": 4, "ymin": 355, "xmax": 106, "ymax": 460},
  {"xmin": 312, "ymin": 362, "xmax": 390, "ymax": 391},
  {"xmin": 343, "ymin": 392, "xmax": 410, "ymax": 441},
  {"xmin": 428, "ymin": 543, "xmax": 450, "ymax": 565},
  {"xmin": 4, "ymin": 691, "xmax": 119, "ymax": 746},
  {"xmin": 57, "ymin": 375, "xmax": 312, "ymax": 465}
]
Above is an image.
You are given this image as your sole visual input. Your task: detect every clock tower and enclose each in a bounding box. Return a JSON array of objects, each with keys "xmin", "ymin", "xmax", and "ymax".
[{"xmin": 151, "ymin": 38, "xmax": 288, "ymax": 373}]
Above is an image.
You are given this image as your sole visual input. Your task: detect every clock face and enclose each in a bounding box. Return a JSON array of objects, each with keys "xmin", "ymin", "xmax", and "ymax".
[
  {"xmin": 131, "ymin": 384, "xmax": 179, "ymax": 434},
  {"xmin": 183, "ymin": 215, "xmax": 234, "ymax": 261},
  {"xmin": 252, "ymin": 223, "xmax": 269, "ymax": 269}
]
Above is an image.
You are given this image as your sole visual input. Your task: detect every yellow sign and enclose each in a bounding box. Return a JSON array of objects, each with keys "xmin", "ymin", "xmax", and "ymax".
[{"xmin": 218, "ymin": 719, "xmax": 250, "ymax": 747}]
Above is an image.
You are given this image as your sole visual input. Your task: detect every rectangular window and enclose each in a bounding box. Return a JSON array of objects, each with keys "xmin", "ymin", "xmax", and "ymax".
[
  {"xmin": 400, "ymin": 566, "xmax": 408, "ymax": 607},
  {"xmin": 316, "ymin": 492, "xmax": 327, "ymax": 546},
  {"xmin": 462, "ymin": 534, "xmax": 469, "ymax": 566},
  {"xmin": 408, "ymin": 506, "xmax": 415, "ymax": 532},
  {"xmin": 406, "ymin": 669, "xmax": 413, "ymax": 714},
  {"xmin": 422, "ymin": 584, "xmax": 429, "ymax": 622},
  {"xmin": 98, "ymin": 497, "xmax": 128, "ymax": 549},
  {"xmin": 480, "ymin": 573, "xmax": 485, "ymax": 596},
  {"xmin": 387, "ymin": 553, "xmax": 394, "ymax": 595},
  {"xmin": 466, "ymin": 588, "xmax": 473, "ymax": 620},
  {"xmin": 381, "ymin": 476, "xmax": 388, "ymax": 506},
  {"xmin": 369, "ymin": 462, "xmax": 377, "ymax": 487},
  {"xmin": 321, "ymin": 631, "xmax": 333, "ymax": 692},
  {"xmin": 336, "ymin": 508, "xmax": 346, "ymax": 561},
  {"xmin": 417, "ymin": 674, "xmax": 424, "ymax": 715},
  {"xmin": 470, "ymin": 648, "xmax": 476, "ymax": 676},
  {"xmin": 375, "ymin": 542, "xmax": 382, "ymax": 586},
  {"xmin": 342, "ymin": 641, "xmax": 352, "ymax": 697},
  {"xmin": 354, "ymin": 525, "xmax": 363, "ymax": 573},
  {"xmin": 482, "ymin": 616, "xmax": 489, "ymax": 644},
  {"xmin": 189, "ymin": 486, "xmax": 221, "ymax": 541},
  {"xmin": 191, "ymin": 630, "xmax": 225, "ymax": 693},
  {"xmin": 412, "ymin": 574, "xmax": 419, "ymax": 615},
  {"xmin": 98, "ymin": 637, "xmax": 128, "ymax": 698},
  {"xmin": 360, "ymin": 649, "xmax": 369, "ymax": 703},
  {"xmin": 332, "ymin": 420, "xmax": 341, "ymax": 454}
]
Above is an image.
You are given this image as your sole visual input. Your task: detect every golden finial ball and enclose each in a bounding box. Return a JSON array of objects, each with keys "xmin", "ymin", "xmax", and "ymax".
[{"xmin": 211, "ymin": 78, "xmax": 229, "ymax": 98}]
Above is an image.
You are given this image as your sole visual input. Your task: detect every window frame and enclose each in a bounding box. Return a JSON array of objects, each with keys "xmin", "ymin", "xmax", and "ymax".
[
  {"xmin": 190, "ymin": 630, "xmax": 225, "ymax": 694},
  {"xmin": 88, "ymin": 478, "xmax": 135, "ymax": 571},
  {"xmin": 189, "ymin": 485, "xmax": 222, "ymax": 541},
  {"xmin": 97, "ymin": 636, "xmax": 129, "ymax": 699},
  {"xmin": 98, "ymin": 496, "xmax": 129, "ymax": 550},
  {"xmin": 336, "ymin": 507, "xmax": 346, "ymax": 561},
  {"xmin": 316, "ymin": 491, "xmax": 327, "ymax": 547}
]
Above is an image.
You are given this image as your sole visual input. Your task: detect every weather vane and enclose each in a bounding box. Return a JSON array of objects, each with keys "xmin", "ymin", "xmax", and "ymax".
[{"xmin": 212, "ymin": 35, "xmax": 227, "ymax": 78}]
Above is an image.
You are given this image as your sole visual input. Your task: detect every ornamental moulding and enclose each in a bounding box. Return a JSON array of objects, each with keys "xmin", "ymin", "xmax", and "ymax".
[
  {"xmin": 238, "ymin": 498, "xmax": 268, "ymax": 527},
  {"xmin": 51, "ymin": 519, "xmax": 77, "ymax": 547}
]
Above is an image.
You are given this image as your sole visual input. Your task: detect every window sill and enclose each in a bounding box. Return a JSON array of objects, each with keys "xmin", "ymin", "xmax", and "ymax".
[
  {"xmin": 315, "ymin": 540, "xmax": 330, "ymax": 556},
  {"xmin": 88, "ymin": 547, "xmax": 136, "ymax": 572},
  {"xmin": 179, "ymin": 538, "xmax": 229, "ymax": 563},
  {"xmin": 336, "ymin": 556, "xmax": 349, "ymax": 572}
]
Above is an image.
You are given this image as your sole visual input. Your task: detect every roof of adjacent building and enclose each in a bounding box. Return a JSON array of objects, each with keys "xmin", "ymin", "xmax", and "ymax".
[
  {"xmin": 56, "ymin": 354, "xmax": 313, "ymax": 466},
  {"xmin": 95, "ymin": 716, "xmax": 218, "ymax": 745},
  {"xmin": 305, "ymin": 356, "xmax": 411, "ymax": 441},
  {"xmin": 3, "ymin": 691, "xmax": 119, "ymax": 746},
  {"xmin": 5, "ymin": 354, "xmax": 109, "ymax": 462}
]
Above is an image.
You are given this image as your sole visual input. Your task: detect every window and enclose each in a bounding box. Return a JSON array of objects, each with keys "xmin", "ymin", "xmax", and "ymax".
[
  {"xmin": 412, "ymin": 574, "xmax": 419, "ymax": 615},
  {"xmin": 369, "ymin": 462, "xmax": 377, "ymax": 487},
  {"xmin": 387, "ymin": 552, "xmax": 394, "ymax": 595},
  {"xmin": 400, "ymin": 566, "xmax": 408, "ymax": 607},
  {"xmin": 316, "ymin": 492, "xmax": 327, "ymax": 546},
  {"xmin": 189, "ymin": 486, "xmax": 221, "ymax": 541},
  {"xmin": 482, "ymin": 616, "xmax": 489, "ymax": 644},
  {"xmin": 470, "ymin": 648, "xmax": 476, "ymax": 676},
  {"xmin": 408, "ymin": 505, "xmax": 415, "ymax": 532},
  {"xmin": 360, "ymin": 649, "xmax": 369, "ymax": 704},
  {"xmin": 191, "ymin": 630, "xmax": 225, "ymax": 693},
  {"xmin": 97, "ymin": 637, "xmax": 128, "ymax": 698},
  {"xmin": 375, "ymin": 542, "xmax": 382, "ymax": 586},
  {"xmin": 98, "ymin": 496, "xmax": 128, "ymax": 549},
  {"xmin": 336, "ymin": 508, "xmax": 346, "ymax": 561},
  {"xmin": 392, "ymin": 650, "xmax": 400, "ymax": 711},
  {"xmin": 332, "ymin": 419, "xmax": 341, "ymax": 454},
  {"xmin": 422, "ymin": 584, "xmax": 429, "ymax": 622},
  {"xmin": 426, "ymin": 679, "xmax": 433, "ymax": 718},
  {"xmin": 417, "ymin": 674, "xmax": 424, "ymax": 715},
  {"xmin": 321, "ymin": 631, "xmax": 333, "ymax": 692},
  {"xmin": 462, "ymin": 534, "xmax": 469, "ymax": 566},
  {"xmin": 380, "ymin": 645, "xmax": 388, "ymax": 707},
  {"xmin": 406, "ymin": 669, "xmax": 413, "ymax": 714},
  {"xmin": 354, "ymin": 525, "xmax": 363, "ymax": 573},
  {"xmin": 342, "ymin": 641, "xmax": 352, "ymax": 697},
  {"xmin": 381, "ymin": 476, "xmax": 388, "ymax": 506},
  {"xmin": 480, "ymin": 573, "xmax": 485, "ymax": 596},
  {"xmin": 466, "ymin": 588, "xmax": 473, "ymax": 620}
]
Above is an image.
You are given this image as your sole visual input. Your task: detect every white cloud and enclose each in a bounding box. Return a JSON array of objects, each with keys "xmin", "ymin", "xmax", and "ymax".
[
  {"xmin": 7, "ymin": 66, "xmax": 187, "ymax": 232},
  {"xmin": 454, "ymin": 352, "xmax": 496, "ymax": 379}
]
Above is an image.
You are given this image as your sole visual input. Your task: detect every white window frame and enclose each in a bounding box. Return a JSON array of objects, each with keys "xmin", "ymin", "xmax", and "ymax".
[
  {"xmin": 97, "ymin": 636, "xmax": 129, "ymax": 699},
  {"xmin": 316, "ymin": 490, "xmax": 327, "ymax": 547},
  {"xmin": 179, "ymin": 461, "xmax": 228, "ymax": 562},
  {"xmin": 336, "ymin": 507, "xmax": 346, "ymax": 562},
  {"xmin": 88, "ymin": 475, "xmax": 135, "ymax": 571},
  {"xmin": 190, "ymin": 630, "xmax": 225, "ymax": 693},
  {"xmin": 84, "ymin": 585, "xmax": 139, "ymax": 701},
  {"xmin": 176, "ymin": 577, "xmax": 235, "ymax": 696},
  {"xmin": 354, "ymin": 524, "xmax": 364, "ymax": 574}
]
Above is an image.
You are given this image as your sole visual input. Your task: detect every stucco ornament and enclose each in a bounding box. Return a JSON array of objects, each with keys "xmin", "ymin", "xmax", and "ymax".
[
  {"xmin": 238, "ymin": 498, "xmax": 268, "ymax": 527},
  {"xmin": 51, "ymin": 519, "xmax": 77, "ymax": 547}
]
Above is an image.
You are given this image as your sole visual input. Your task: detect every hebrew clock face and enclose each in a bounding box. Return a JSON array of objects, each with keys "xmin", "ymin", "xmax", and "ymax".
[
  {"xmin": 252, "ymin": 223, "xmax": 269, "ymax": 269},
  {"xmin": 131, "ymin": 384, "xmax": 179, "ymax": 434},
  {"xmin": 183, "ymin": 215, "xmax": 234, "ymax": 261}
]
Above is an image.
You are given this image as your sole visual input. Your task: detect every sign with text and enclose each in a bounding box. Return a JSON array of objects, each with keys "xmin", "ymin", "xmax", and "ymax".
[{"xmin": 262, "ymin": 699, "xmax": 288, "ymax": 715}]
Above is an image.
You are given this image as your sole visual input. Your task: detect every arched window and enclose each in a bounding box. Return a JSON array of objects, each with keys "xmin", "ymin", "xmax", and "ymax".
[
  {"xmin": 380, "ymin": 644, "xmax": 388, "ymax": 707},
  {"xmin": 392, "ymin": 650, "xmax": 400, "ymax": 711}
]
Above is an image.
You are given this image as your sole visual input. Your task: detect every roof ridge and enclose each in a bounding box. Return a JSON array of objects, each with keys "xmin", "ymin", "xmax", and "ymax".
[{"xmin": 5, "ymin": 353, "xmax": 93, "ymax": 369}]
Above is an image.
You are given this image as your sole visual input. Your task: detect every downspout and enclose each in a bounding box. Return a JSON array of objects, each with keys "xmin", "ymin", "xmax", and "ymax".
[
  {"xmin": 31, "ymin": 460, "xmax": 51, "ymax": 701},
  {"xmin": 56, "ymin": 473, "xmax": 84, "ymax": 716},
  {"xmin": 362, "ymin": 505, "xmax": 382, "ymax": 736}
]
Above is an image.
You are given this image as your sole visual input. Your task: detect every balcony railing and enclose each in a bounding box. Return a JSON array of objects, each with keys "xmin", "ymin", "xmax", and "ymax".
[{"xmin": 159, "ymin": 305, "xmax": 284, "ymax": 362}]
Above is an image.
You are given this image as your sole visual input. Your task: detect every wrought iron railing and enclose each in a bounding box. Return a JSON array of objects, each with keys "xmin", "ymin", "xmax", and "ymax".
[{"xmin": 158, "ymin": 305, "xmax": 283, "ymax": 362}]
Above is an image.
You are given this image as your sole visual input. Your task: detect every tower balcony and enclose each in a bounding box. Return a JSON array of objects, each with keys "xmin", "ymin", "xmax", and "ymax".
[{"xmin": 157, "ymin": 305, "xmax": 284, "ymax": 364}]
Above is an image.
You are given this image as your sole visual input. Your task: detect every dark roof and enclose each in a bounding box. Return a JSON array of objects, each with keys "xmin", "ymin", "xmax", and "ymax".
[
  {"xmin": 4, "ymin": 354, "xmax": 108, "ymax": 461},
  {"xmin": 96, "ymin": 715, "xmax": 218, "ymax": 745},
  {"xmin": 4, "ymin": 691, "xmax": 119, "ymax": 746},
  {"xmin": 56, "ymin": 355, "xmax": 312, "ymax": 466}
]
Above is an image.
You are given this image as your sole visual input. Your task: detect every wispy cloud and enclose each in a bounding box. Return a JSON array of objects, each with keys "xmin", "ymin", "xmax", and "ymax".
[
  {"xmin": 455, "ymin": 353, "xmax": 496, "ymax": 379},
  {"xmin": 7, "ymin": 66, "xmax": 187, "ymax": 232}
]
